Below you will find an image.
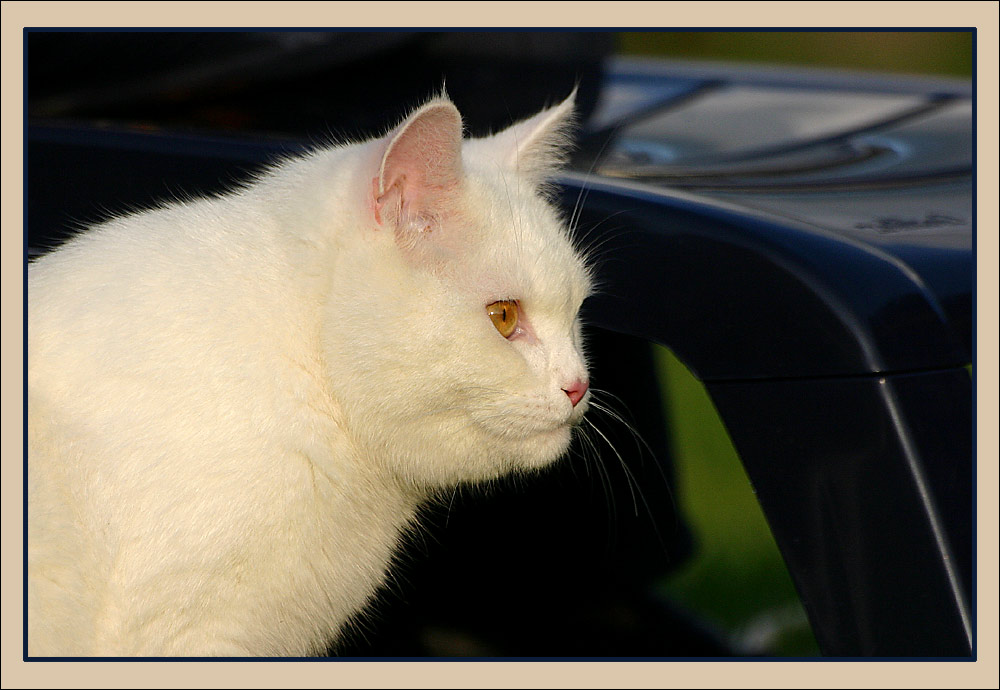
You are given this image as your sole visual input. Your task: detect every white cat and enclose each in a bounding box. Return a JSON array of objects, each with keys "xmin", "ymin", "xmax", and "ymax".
[{"xmin": 26, "ymin": 91, "xmax": 592, "ymax": 657}]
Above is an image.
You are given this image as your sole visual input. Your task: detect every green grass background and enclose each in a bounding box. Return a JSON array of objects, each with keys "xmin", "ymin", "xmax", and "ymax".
[
  {"xmin": 616, "ymin": 31, "xmax": 974, "ymax": 656},
  {"xmin": 618, "ymin": 31, "xmax": 974, "ymax": 76}
]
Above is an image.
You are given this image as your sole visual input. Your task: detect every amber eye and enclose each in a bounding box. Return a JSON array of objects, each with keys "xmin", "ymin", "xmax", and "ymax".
[{"xmin": 486, "ymin": 300, "xmax": 519, "ymax": 338}]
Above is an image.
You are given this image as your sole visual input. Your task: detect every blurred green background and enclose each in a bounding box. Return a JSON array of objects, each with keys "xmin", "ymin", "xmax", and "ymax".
[
  {"xmin": 613, "ymin": 31, "xmax": 973, "ymax": 656},
  {"xmin": 618, "ymin": 31, "xmax": 974, "ymax": 76}
]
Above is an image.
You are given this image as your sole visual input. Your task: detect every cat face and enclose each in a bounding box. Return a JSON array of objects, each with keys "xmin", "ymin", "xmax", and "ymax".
[{"xmin": 322, "ymin": 93, "xmax": 592, "ymax": 488}]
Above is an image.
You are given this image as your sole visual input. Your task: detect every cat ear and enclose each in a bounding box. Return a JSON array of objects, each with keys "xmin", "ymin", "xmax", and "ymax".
[
  {"xmin": 477, "ymin": 88, "xmax": 578, "ymax": 187},
  {"xmin": 371, "ymin": 98, "xmax": 464, "ymax": 247}
]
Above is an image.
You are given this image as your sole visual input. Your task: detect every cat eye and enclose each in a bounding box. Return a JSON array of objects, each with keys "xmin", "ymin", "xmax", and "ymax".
[{"xmin": 486, "ymin": 300, "xmax": 519, "ymax": 338}]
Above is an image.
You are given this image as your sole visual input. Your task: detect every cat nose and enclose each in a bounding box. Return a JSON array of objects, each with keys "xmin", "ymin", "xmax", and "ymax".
[{"xmin": 562, "ymin": 379, "xmax": 589, "ymax": 407}]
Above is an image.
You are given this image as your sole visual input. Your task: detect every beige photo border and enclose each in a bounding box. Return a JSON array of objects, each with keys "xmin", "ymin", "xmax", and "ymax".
[{"xmin": 3, "ymin": 2, "xmax": 997, "ymax": 688}]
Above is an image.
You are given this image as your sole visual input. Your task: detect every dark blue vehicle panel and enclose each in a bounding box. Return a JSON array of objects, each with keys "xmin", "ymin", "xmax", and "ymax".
[{"xmin": 565, "ymin": 58, "xmax": 974, "ymax": 657}]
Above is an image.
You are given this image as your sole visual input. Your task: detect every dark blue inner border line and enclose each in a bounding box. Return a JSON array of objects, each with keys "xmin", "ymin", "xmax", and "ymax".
[
  {"xmin": 22, "ymin": 21, "xmax": 30, "ymax": 662},
  {"xmin": 21, "ymin": 26, "xmax": 978, "ymax": 663},
  {"xmin": 23, "ymin": 654, "xmax": 978, "ymax": 662},
  {"xmin": 969, "ymin": 25, "xmax": 978, "ymax": 662}
]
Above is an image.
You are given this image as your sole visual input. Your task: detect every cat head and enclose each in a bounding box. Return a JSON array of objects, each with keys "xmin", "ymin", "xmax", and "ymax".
[{"xmin": 322, "ymin": 91, "xmax": 592, "ymax": 488}]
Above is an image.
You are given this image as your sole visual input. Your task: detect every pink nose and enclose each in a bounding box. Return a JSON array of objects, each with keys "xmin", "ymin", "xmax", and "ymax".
[{"xmin": 563, "ymin": 379, "xmax": 589, "ymax": 407}]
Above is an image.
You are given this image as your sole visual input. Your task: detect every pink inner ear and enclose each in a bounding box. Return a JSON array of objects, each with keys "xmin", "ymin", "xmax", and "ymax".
[{"xmin": 375, "ymin": 102, "xmax": 464, "ymax": 231}]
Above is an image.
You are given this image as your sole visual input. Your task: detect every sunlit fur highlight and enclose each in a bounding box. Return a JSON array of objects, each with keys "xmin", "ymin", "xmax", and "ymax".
[{"xmin": 27, "ymin": 92, "xmax": 590, "ymax": 657}]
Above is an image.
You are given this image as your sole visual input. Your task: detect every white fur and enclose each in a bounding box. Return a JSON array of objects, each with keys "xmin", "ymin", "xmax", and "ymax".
[{"xmin": 27, "ymin": 93, "xmax": 591, "ymax": 657}]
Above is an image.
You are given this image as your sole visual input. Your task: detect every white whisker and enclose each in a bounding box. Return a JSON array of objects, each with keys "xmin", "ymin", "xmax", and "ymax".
[{"xmin": 582, "ymin": 416, "xmax": 639, "ymax": 518}]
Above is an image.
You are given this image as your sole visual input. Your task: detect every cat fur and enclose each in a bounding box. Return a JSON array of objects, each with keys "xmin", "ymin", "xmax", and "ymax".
[{"xmin": 27, "ymin": 92, "xmax": 592, "ymax": 656}]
